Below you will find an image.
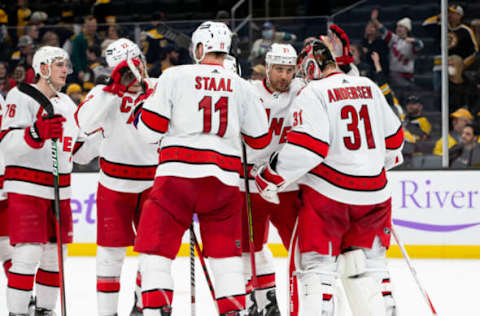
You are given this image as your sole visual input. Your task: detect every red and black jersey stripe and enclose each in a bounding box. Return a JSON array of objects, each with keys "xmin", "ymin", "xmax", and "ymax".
[
  {"xmin": 159, "ymin": 146, "xmax": 241, "ymax": 174},
  {"xmin": 309, "ymin": 163, "xmax": 387, "ymax": 192},
  {"xmin": 5, "ymin": 166, "xmax": 70, "ymax": 188},
  {"xmin": 287, "ymin": 131, "xmax": 329, "ymax": 158},
  {"xmin": 242, "ymin": 132, "xmax": 271, "ymax": 149},
  {"xmin": 140, "ymin": 108, "xmax": 169, "ymax": 134},
  {"xmin": 99, "ymin": 158, "xmax": 157, "ymax": 181},
  {"xmin": 385, "ymin": 126, "xmax": 404, "ymax": 150},
  {"xmin": 35, "ymin": 268, "xmax": 59, "ymax": 288}
]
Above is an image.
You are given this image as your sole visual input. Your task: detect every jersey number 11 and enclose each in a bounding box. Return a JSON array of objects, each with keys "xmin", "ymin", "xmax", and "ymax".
[{"xmin": 199, "ymin": 96, "xmax": 229, "ymax": 137}]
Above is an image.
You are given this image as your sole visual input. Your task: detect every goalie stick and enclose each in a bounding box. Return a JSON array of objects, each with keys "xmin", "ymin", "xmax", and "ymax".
[
  {"xmin": 142, "ymin": 23, "xmax": 191, "ymax": 50},
  {"xmin": 17, "ymin": 82, "xmax": 68, "ymax": 316}
]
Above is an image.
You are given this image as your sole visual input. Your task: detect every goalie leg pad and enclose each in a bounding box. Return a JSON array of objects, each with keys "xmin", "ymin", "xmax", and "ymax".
[
  {"xmin": 139, "ymin": 254, "xmax": 173, "ymax": 316},
  {"xmin": 36, "ymin": 243, "xmax": 65, "ymax": 310},
  {"xmin": 210, "ymin": 257, "xmax": 246, "ymax": 315},
  {"xmin": 7, "ymin": 243, "xmax": 42, "ymax": 314},
  {"xmin": 341, "ymin": 237, "xmax": 396, "ymax": 316},
  {"xmin": 297, "ymin": 251, "xmax": 337, "ymax": 316},
  {"xmin": 96, "ymin": 246, "xmax": 126, "ymax": 316},
  {"xmin": 0, "ymin": 236, "xmax": 13, "ymax": 275}
]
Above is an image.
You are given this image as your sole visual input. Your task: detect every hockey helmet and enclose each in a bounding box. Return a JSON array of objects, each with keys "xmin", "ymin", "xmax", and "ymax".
[
  {"xmin": 297, "ymin": 39, "xmax": 335, "ymax": 81},
  {"xmin": 191, "ymin": 21, "xmax": 232, "ymax": 63},
  {"xmin": 32, "ymin": 46, "xmax": 72, "ymax": 78},
  {"xmin": 265, "ymin": 43, "xmax": 297, "ymax": 67},
  {"xmin": 105, "ymin": 38, "xmax": 143, "ymax": 68}
]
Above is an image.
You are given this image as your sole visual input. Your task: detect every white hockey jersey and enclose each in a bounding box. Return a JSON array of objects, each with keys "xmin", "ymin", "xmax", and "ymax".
[
  {"xmin": 0, "ymin": 94, "xmax": 6, "ymax": 201},
  {"xmin": 0, "ymin": 85, "xmax": 82, "ymax": 200},
  {"xmin": 276, "ymin": 72, "xmax": 404, "ymax": 205},
  {"xmin": 241, "ymin": 78, "xmax": 305, "ymax": 193},
  {"xmin": 75, "ymin": 84, "xmax": 160, "ymax": 193},
  {"xmin": 137, "ymin": 63, "xmax": 270, "ymax": 187}
]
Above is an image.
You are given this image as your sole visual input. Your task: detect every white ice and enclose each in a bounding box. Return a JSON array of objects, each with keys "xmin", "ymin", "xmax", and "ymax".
[{"xmin": 0, "ymin": 257, "xmax": 477, "ymax": 315}]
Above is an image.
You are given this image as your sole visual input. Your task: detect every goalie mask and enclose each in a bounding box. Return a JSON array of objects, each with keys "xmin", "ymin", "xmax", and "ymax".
[
  {"xmin": 105, "ymin": 38, "xmax": 144, "ymax": 68},
  {"xmin": 191, "ymin": 21, "xmax": 232, "ymax": 63},
  {"xmin": 297, "ymin": 39, "xmax": 335, "ymax": 81},
  {"xmin": 32, "ymin": 46, "xmax": 72, "ymax": 79}
]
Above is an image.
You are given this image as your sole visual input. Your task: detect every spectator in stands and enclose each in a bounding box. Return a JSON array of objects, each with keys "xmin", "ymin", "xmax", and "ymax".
[
  {"xmin": 12, "ymin": 63, "xmax": 27, "ymax": 85},
  {"xmin": 29, "ymin": 11, "xmax": 48, "ymax": 40},
  {"xmin": 361, "ymin": 19, "xmax": 389, "ymax": 76},
  {"xmin": 141, "ymin": 12, "xmax": 170, "ymax": 67},
  {"xmin": 370, "ymin": 51, "xmax": 404, "ymax": 118},
  {"xmin": 402, "ymin": 95, "xmax": 432, "ymax": 161},
  {"xmin": 449, "ymin": 123, "xmax": 480, "ymax": 168},
  {"xmin": 449, "ymin": 55, "xmax": 476, "ymax": 113},
  {"xmin": 433, "ymin": 108, "xmax": 473, "ymax": 155},
  {"xmin": 351, "ymin": 44, "xmax": 370, "ymax": 77},
  {"xmin": 371, "ymin": 9, "xmax": 423, "ymax": 89},
  {"xmin": 472, "ymin": 19, "xmax": 480, "ymax": 50},
  {"xmin": 8, "ymin": 0, "xmax": 32, "ymax": 40},
  {"xmin": 249, "ymin": 21, "xmax": 297, "ymax": 66},
  {"xmin": 149, "ymin": 44, "xmax": 180, "ymax": 78},
  {"xmin": 40, "ymin": 31, "xmax": 60, "ymax": 47},
  {"xmin": 66, "ymin": 83, "xmax": 83, "ymax": 106},
  {"xmin": 250, "ymin": 64, "xmax": 266, "ymax": 81},
  {"xmin": 0, "ymin": 8, "xmax": 10, "ymax": 61},
  {"xmin": 423, "ymin": 5, "xmax": 479, "ymax": 90},
  {"xmin": 71, "ymin": 15, "xmax": 101, "ymax": 82},
  {"xmin": 86, "ymin": 44, "xmax": 108, "ymax": 80},
  {"xmin": 0, "ymin": 61, "xmax": 15, "ymax": 97},
  {"xmin": 9, "ymin": 35, "xmax": 33, "ymax": 71},
  {"xmin": 24, "ymin": 23, "xmax": 39, "ymax": 46}
]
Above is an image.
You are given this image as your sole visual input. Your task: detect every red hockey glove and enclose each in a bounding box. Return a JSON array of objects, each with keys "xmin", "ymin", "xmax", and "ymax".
[
  {"xmin": 25, "ymin": 114, "xmax": 66, "ymax": 148},
  {"xmin": 329, "ymin": 24, "xmax": 354, "ymax": 66},
  {"xmin": 255, "ymin": 163, "xmax": 285, "ymax": 204},
  {"xmin": 103, "ymin": 58, "xmax": 141, "ymax": 97}
]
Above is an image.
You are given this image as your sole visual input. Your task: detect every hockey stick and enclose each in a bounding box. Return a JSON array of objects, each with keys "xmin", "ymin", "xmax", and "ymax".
[
  {"xmin": 189, "ymin": 225, "xmax": 219, "ymax": 314},
  {"xmin": 18, "ymin": 83, "xmax": 67, "ymax": 316},
  {"xmin": 154, "ymin": 23, "xmax": 191, "ymax": 49},
  {"xmin": 391, "ymin": 227, "xmax": 438, "ymax": 315},
  {"xmin": 189, "ymin": 223, "xmax": 196, "ymax": 316}
]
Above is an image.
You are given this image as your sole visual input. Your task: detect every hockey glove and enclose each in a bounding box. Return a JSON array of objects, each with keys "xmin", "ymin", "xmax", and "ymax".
[
  {"xmin": 329, "ymin": 24, "xmax": 354, "ymax": 68},
  {"xmin": 103, "ymin": 58, "xmax": 142, "ymax": 97},
  {"xmin": 25, "ymin": 114, "xmax": 66, "ymax": 148},
  {"xmin": 255, "ymin": 163, "xmax": 285, "ymax": 205},
  {"xmin": 130, "ymin": 83, "xmax": 155, "ymax": 127}
]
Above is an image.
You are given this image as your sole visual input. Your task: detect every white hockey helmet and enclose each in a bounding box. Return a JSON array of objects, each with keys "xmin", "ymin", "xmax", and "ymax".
[
  {"xmin": 105, "ymin": 38, "xmax": 143, "ymax": 68},
  {"xmin": 265, "ymin": 43, "xmax": 297, "ymax": 67},
  {"xmin": 32, "ymin": 46, "xmax": 72, "ymax": 78},
  {"xmin": 191, "ymin": 21, "xmax": 232, "ymax": 63}
]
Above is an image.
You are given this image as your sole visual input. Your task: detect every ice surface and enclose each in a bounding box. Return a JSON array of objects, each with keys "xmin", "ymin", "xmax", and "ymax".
[{"xmin": 0, "ymin": 257, "xmax": 477, "ymax": 315}]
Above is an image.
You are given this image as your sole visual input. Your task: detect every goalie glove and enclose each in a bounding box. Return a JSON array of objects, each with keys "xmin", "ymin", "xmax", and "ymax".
[
  {"xmin": 103, "ymin": 58, "xmax": 142, "ymax": 97},
  {"xmin": 255, "ymin": 161, "xmax": 285, "ymax": 205},
  {"xmin": 329, "ymin": 24, "xmax": 354, "ymax": 69}
]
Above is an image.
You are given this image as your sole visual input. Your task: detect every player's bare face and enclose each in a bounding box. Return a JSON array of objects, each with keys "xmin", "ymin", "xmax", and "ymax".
[
  {"xmin": 50, "ymin": 59, "xmax": 69, "ymax": 89},
  {"xmin": 268, "ymin": 64, "xmax": 295, "ymax": 92}
]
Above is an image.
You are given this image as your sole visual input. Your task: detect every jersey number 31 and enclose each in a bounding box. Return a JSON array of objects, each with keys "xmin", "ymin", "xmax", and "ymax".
[{"xmin": 341, "ymin": 104, "xmax": 376, "ymax": 150}]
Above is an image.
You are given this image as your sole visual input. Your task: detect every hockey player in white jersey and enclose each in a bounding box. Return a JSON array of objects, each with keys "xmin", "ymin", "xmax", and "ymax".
[
  {"xmin": 133, "ymin": 21, "xmax": 270, "ymax": 316},
  {"xmin": 75, "ymin": 38, "xmax": 159, "ymax": 316},
  {"xmin": 0, "ymin": 94, "xmax": 13, "ymax": 284},
  {"xmin": 0, "ymin": 46, "xmax": 87, "ymax": 315},
  {"xmin": 240, "ymin": 43, "xmax": 303, "ymax": 316},
  {"xmin": 255, "ymin": 40, "xmax": 403, "ymax": 316}
]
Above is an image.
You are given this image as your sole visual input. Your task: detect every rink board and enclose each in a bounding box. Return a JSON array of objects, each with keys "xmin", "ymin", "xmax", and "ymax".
[{"xmin": 69, "ymin": 170, "xmax": 480, "ymax": 258}]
